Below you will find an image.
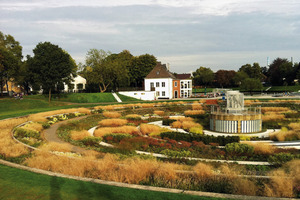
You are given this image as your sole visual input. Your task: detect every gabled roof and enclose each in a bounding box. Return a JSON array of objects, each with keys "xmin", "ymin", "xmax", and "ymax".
[
  {"xmin": 145, "ymin": 62, "xmax": 176, "ymax": 79},
  {"xmin": 175, "ymin": 73, "xmax": 192, "ymax": 80}
]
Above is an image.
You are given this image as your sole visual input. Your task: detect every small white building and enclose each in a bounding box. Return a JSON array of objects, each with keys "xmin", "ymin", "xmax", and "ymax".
[{"xmin": 64, "ymin": 75, "xmax": 86, "ymax": 92}]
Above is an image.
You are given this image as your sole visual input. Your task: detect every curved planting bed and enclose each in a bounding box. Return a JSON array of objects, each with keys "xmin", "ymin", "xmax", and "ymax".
[{"xmin": 1, "ymin": 101, "xmax": 300, "ymax": 198}]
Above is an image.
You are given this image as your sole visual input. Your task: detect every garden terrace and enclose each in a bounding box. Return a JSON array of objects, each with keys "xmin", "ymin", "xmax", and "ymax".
[{"xmin": 0, "ymin": 100, "xmax": 300, "ymax": 198}]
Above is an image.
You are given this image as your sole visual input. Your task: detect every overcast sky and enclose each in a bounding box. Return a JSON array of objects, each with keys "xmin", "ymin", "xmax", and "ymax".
[{"xmin": 1, "ymin": 0, "xmax": 300, "ymax": 73}]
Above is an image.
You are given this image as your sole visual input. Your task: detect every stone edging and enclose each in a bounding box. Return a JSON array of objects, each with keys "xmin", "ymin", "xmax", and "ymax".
[{"xmin": 0, "ymin": 159, "xmax": 294, "ymax": 200}]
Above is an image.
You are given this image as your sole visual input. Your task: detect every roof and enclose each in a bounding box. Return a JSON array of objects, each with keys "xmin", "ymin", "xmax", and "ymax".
[
  {"xmin": 145, "ymin": 62, "xmax": 176, "ymax": 79},
  {"xmin": 175, "ymin": 73, "xmax": 192, "ymax": 79}
]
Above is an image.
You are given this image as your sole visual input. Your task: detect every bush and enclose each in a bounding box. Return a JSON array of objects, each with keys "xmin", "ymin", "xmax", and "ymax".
[
  {"xmin": 103, "ymin": 133, "xmax": 133, "ymax": 143},
  {"xmin": 42, "ymin": 123, "xmax": 50, "ymax": 129},
  {"xmin": 80, "ymin": 137, "xmax": 102, "ymax": 146},
  {"xmin": 225, "ymin": 143, "xmax": 254, "ymax": 157},
  {"xmin": 160, "ymin": 132, "xmax": 239, "ymax": 146},
  {"xmin": 160, "ymin": 149, "xmax": 191, "ymax": 158},
  {"xmin": 14, "ymin": 128, "xmax": 40, "ymax": 139},
  {"xmin": 162, "ymin": 118, "xmax": 176, "ymax": 126},
  {"xmin": 268, "ymin": 152, "xmax": 296, "ymax": 166}
]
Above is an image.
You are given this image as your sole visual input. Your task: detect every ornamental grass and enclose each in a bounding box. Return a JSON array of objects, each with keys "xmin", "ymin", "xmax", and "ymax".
[
  {"xmin": 270, "ymin": 130, "xmax": 300, "ymax": 141},
  {"xmin": 244, "ymin": 142, "xmax": 275, "ymax": 155},
  {"xmin": 99, "ymin": 119, "xmax": 128, "ymax": 127},
  {"xmin": 70, "ymin": 130, "xmax": 91, "ymax": 140},
  {"xmin": 262, "ymin": 112, "xmax": 285, "ymax": 121},
  {"xmin": 22, "ymin": 122, "xmax": 43, "ymax": 133},
  {"xmin": 102, "ymin": 111, "xmax": 121, "ymax": 118},
  {"xmin": 94, "ymin": 126, "xmax": 138, "ymax": 137},
  {"xmin": 125, "ymin": 114, "xmax": 142, "ymax": 120},
  {"xmin": 140, "ymin": 124, "xmax": 161, "ymax": 135},
  {"xmin": 261, "ymin": 107, "xmax": 290, "ymax": 114},
  {"xmin": 192, "ymin": 103, "xmax": 203, "ymax": 110},
  {"xmin": 184, "ymin": 110, "xmax": 205, "ymax": 115},
  {"xmin": 154, "ymin": 110, "xmax": 165, "ymax": 116},
  {"xmin": 39, "ymin": 142, "xmax": 73, "ymax": 153}
]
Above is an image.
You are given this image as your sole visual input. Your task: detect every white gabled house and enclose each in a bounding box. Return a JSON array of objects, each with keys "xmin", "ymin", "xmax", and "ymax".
[
  {"xmin": 120, "ymin": 62, "xmax": 192, "ymax": 100},
  {"xmin": 64, "ymin": 75, "xmax": 86, "ymax": 92}
]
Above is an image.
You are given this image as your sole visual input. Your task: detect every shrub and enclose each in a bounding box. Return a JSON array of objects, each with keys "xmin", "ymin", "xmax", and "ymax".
[
  {"xmin": 160, "ymin": 149, "xmax": 191, "ymax": 158},
  {"xmin": 225, "ymin": 143, "xmax": 254, "ymax": 157},
  {"xmin": 268, "ymin": 152, "xmax": 295, "ymax": 166},
  {"xmin": 244, "ymin": 142, "xmax": 275, "ymax": 155},
  {"xmin": 193, "ymin": 162, "xmax": 213, "ymax": 178},
  {"xmin": 103, "ymin": 111, "xmax": 121, "ymax": 118},
  {"xmin": 162, "ymin": 118, "xmax": 176, "ymax": 126},
  {"xmin": 160, "ymin": 132, "xmax": 239, "ymax": 146},
  {"xmin": 81, "ymin": 137, "xmax": 102, "ymax": 146},
  {"xmin": 171, "ymin": 121, "xmax": 182, "ymax": 129},
  {"xmin": 192, "ymin": 103, "xmax": 203, "ymax": 110},
  {"xmin": 22, "ymin": 122, "xmax": 43, "ymax": 132},
  {"xmin": 14, "ymin": 128, "xmax": 40, "ymax": 139},
  {"xmin": 42, "ymin": 123, "xmax": 50, "ymax": 129},
  {"xmin": 99, "ymin": 119, "xmax": 128, "ymax": 127},
  {"xmin": 181, "ymin": 121, "xmax": 202, "ymax": 131},
  {"xmin": 103, "ymin": 133, "xmax": 133, "ymax": 143},
  {"xmin": 189, "ymin": 126, "xmax": 203, "ymax": 134}
]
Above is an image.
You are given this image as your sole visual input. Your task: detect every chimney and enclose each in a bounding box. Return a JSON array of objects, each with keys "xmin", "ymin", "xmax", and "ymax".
[{"xmin": 167, "ymin": 63, "xmax": 170, "ymax": 71}]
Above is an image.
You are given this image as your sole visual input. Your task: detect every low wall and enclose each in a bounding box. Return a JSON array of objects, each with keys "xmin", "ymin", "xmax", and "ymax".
[{"xmin": 119, "ymin": 91, "xmax": 155, "ymax": 101}]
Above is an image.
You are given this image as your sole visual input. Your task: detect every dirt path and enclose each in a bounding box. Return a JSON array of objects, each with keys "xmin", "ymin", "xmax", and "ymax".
[{"xmin": 43, "ymin": 115, "xmax": 89, "ymax": 153}]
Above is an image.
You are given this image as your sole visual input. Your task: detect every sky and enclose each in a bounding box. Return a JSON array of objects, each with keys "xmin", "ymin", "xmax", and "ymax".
[{"xmin": 1, "ymin": 0, "xmax": 300, "ymax": 73}]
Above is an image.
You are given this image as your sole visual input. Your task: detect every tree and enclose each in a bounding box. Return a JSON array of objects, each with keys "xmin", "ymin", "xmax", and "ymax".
[
  {"xmin": 0, "ymin": 31, "xmax": 23, "ymax": 96},
  {"xmin": 232, "ymin": 71, "xmax": 249, "ymax": 86},
  {"xmin": 215, "ymin": 70, "xmax": 236, "ymax": 88},
  {"xmin": 240, "ymin": 78, "xmax": 263, "ymax": 95},
  {"xmin": 267, "ymin": 58, "xmax": 296, "ymax": 86},
  {"xmin": 129, "ymin": 54, "xmax": 157, "ymax": 87},
  {"xmin": 192, "ymin": 66, "xmax": 214, "ymax": 87},
  {"xmin": 84, "ymin": 49, "xmax": 128, "ymax": 92},
  {"xmin": 28, "ymin": 42, "xmax": 77, "ymax": 102}
]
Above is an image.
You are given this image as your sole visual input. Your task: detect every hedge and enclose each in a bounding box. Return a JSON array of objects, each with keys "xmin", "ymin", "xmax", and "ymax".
[{"xmin": 160, "ymin": 132, "xmax": 239, "ymax": 146}]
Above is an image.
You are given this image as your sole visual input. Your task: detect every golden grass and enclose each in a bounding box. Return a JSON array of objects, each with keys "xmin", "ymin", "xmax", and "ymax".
[
  {"xmin": 232, "ymin": 178, "xmax": 257, "ymax": 196},
  {"xmin": 154, "ymin": 110, "xmax": 165, "ymax": 116},
  {"xmin": 99, "ymin": 119, "xmax": 128, "ymax": 127},
  {"xmin": 94, "ymin": 126, "xmax": 138, "ymax": 137},
  {"xmin": 193, "ymin": 162, "xmax": 213, "ymax": 178},
  {"xmin": 243, "ymin": 142, "xmax": 275, "ymax": 155},
  {"xmin": 270, "ymin": 130, "xmax": 300, "ymax": 141},
  {"xmin": 184, "ymin": 110, "xmax": 205, "ymax": 115},
  {"xmin": 125, "ymin": 114, "xmax": 142, "ymax": 119},
  {"xmin": 192, "ymin": 103, "xmax": 203, "ymax": 110},
  {"xmin": 103, "ymin": 111, "xmax": 121, "ymax": 118},
  {"xmin": 22, "ymin": 122, "xmax": 44, "ymax": 132},
  {"xmin": 39, "ymin": 142, "xmax": 73, "ymax": 153},
  {"xmin": 171, "ymin": 121, "xmax": 182, "ymax": 129},
  {"xmin": 77, "ymin": 108, "xmax": 91, "ymax": 115},
  {"xmin": 70, "ymin": 130, "xmax": 91, "ymax": 140},
  {"xmin": 261, "ymin": 107, "xmax": 290, "ymax": 114},
  {"xmin": 262, "ymin": 112, "xmax": 285, "ymax": 121},
  {"xmin": 140, "ymin": 124, "xmax": 161, "ymax": 135},
  {"xmin": 288, "ymin": 122, "xmax": 300, "ymax": 130},
  {"xmin": 181, "ymin": 121, "xmax": 202, "ymax": 130}
]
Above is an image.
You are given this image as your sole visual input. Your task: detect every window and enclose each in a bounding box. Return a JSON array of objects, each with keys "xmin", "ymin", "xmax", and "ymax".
[
  {"xmin": 181, "ymin": 82, "xmax": 184, "ymax": 88},
  {"xmin": 156, "ymin": 82, "xmax": 159, "ymax": 87},
  {"xmin": 181, "ymin": 90, "xmax": 184, "ymax": 97},
  {"xmin": 134, "ymin": 93, "xmax": 137, "ymax": 95},
  {"xmin": 156, "ymin": 91, "xmax": 160, "ymax": 96},
  {"xmin": 188, "ymin": 81, "xmax": 190, "ymax": 88},
  {"xmin": 185, "ymin": 83, "xmax": 187, "ymax": 88},
  {"xmin": 162, "ymin": 91, "xmax": 165, "ymax": 96},
  {"xmin": 150, "ymin": 82, "xmax": 154, "ymax": 88},
  {"xmin": 162, "ymin": 82, "xmax": 165, "ymax": 87},
  {"xmin": 174, "ymin": 82, "xmax": 177, "ymax": 87}
]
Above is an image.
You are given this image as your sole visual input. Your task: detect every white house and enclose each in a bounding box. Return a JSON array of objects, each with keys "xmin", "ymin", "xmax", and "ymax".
[
  {"xmin": 64, "ymin": 75, "xmax": 86, "ymax": 92},
  {"xmin": 120, "ymin": 62, "xmax": 192, "ymax": 100}
]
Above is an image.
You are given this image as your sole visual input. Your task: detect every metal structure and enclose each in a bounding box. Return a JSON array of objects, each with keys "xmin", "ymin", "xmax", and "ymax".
[{"xmin": 210, "ymin": 91, "xmax": 262, "ymax": 133}]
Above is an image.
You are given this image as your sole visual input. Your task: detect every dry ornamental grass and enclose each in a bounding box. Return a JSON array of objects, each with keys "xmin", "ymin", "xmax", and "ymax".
[
  {"xmin": 70, "ymin": 130, "xmax": 91, "ymax": 140},
  {"xmin": 94, "ymin": 126, "xmax": 138, "ymax": 137},
  {"xmin": 99, "ymin": 119, "xmax": 128, "ymax": 127},
  {"xmin": 184, "ymin": 110, "xmax": 205, "ymax": 115},
  {"xmin": 102, "ymin": 111, "xmax": 121, "ymax": 118}
]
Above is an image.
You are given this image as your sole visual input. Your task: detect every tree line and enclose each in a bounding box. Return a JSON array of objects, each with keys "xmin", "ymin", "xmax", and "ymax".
[
  {"xmin": 1, "ymin": 30, "xmax": 300, "ymax": 101},
  {"xmin": 0, "ymin": 31, "xmax": 156, "ymax": 102},
  {"xmin": 193, "ymin": 60, "xmax": 300, "ymax": 92}
]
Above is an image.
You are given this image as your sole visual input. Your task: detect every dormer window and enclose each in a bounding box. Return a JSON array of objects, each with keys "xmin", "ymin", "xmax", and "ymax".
[{"xmin": 156, "ymin": 71, "xmax": 159, "ymax": 75}]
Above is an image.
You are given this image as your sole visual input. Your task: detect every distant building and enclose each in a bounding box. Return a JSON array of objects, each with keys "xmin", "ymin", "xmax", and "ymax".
[
  {"xmin": 64, "ymin": 75, "xmax": 86, "ymax": 93},
  {"xmin": 120, "ymin": 62, "xmax": 192, "ymax": 100}
]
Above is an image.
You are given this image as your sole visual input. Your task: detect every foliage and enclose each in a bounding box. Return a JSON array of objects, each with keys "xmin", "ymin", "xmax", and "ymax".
[
  {"xmin": 103, "ymin": 133, "xmax": 133, "ymax": 143},
  {"xmin": 267, "ymin": 152, "xmax": 297, "ymax": 166},
  {"xmin": 240, "ymin": 78, "xmax": 263, "ymax": 94},
  {"xmin": 14, "ymin": 127, "xmax": 40, "ymax": 139},
  {"xmin": 225, "ymin": 143, "xmax": 254, "ymax": 157},
  {"xmin": 27, "ymin": 42, "xmax": 77, "ymax": 102},
  {"xmin": 192, "ymin": 66, "xmax": 214, "ymax": 87},
  {"xmin": 160, "ymin": 149, "xmax": 191, "ymax": 158},
  {"xmin": 80, "ymin": 136, "xmax": 102, "ymax": 146},
  {"xmin": 215, "ymin": 70, "xmax": 236, "ymax": 88},
  {"xmin": 160, "ymin": 132, "xmax": 239, "ymax": 146},
  {"xmin": 162, "ymin": 118, "xmax": 176, "ymax": 126}
]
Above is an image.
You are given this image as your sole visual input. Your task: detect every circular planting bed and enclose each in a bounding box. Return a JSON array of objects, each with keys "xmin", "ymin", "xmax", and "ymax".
[{"xmin": 1, "ymin": 100, "xmax": 300, "ymax": 198}]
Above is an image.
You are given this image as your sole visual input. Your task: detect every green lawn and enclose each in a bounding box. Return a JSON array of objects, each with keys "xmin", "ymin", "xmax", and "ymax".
[
  {"xmin": 0, "ymin": 164, "xmax": 226, "ymax": 200},
  {"xmin": 193, "ymin": 86, "xmax": 300, "ymax": 93},
  {"xmin": 25, "ymin": 93, "xmax": 117, "ymax": 103},
  {"xmin": 0, "ymin": 98, "xmax": 102, "ymax": 120}
]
